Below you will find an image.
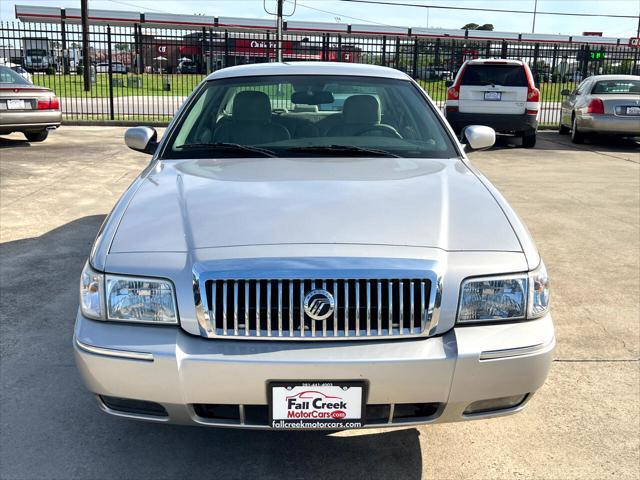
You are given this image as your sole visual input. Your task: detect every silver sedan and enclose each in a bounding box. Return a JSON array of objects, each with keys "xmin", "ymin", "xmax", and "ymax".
[
  {"xmin": 559, "ymin": 74, "xmax": 640, "ymax": 143},
  {"xmin": 0, "ymin": 65, "xmax": 61, "ymax": 142}
]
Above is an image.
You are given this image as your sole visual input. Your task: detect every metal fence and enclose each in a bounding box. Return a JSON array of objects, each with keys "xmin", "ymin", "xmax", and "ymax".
[{"xmin": 2, "ymin": 21, "xmax": 638, "ymax": 125}]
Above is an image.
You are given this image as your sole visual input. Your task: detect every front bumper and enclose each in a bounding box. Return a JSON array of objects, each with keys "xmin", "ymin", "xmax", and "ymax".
[
  {"xmin": 73, "ymin": 312, "xmax": 555, "ymax": 429},
  {"xmin": 445, "ymin": 111, "xmax": 538, "ymax": 135},
  {"xmin": 577, "ymin": 114, "xmax": 640, "ymax": 136}
]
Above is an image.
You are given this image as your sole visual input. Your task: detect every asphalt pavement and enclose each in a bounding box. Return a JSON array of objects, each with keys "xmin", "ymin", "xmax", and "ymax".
[{"xmin": 0, "ymin": 128, "xmax": 638, "ymax": 479}]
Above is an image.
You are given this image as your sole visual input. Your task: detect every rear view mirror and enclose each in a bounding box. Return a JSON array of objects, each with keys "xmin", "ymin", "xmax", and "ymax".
[
  {"xmin": 445, "ymin": 80, "xmax": 453, "ymax": 88},
  {"xmin": 560, "ymin": 89, "xmax": 571, "ymax": 96},
  {"xmin": 291, "ymin": 90, "xmax": 335, "ymax": 105},
  {"xmin": 125, "ymin": 126, "xmax": 158, "ymax": 155},
  {"xmin": 462, "ymin": 125, "xmax": 495, "ymax": 151}
]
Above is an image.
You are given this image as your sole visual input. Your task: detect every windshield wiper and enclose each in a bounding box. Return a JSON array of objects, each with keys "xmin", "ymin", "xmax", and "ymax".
[
  {"xmin": 286, "ymin": 145, "xmax": 400, "ymax": 157},
  {"xmin": 176, "ymin": 142, "xmax": 276, "ymax": 157}
]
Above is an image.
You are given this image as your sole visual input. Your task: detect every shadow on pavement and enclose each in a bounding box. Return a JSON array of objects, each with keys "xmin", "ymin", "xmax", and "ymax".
[
  {"xmin": 534, "ymin": 133, "xmax": 640, "ymax": 152},
  {"xmin": 0, "ymin": 215, "xmax": 423, "ymax": 480},
  {"xmin": 478, "ymin": 131, "xmax": 640, "ymax": 154},
  {"xmin": 0, "ymin": 136, "xmax": 31, "ymax": 148}
]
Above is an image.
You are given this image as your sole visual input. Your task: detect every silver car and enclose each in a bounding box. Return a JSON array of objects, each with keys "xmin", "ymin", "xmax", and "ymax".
[
  {"xmin": 559, "ymin": 74, "xmax": 640, "ymax": 143},
  {"xmin": 0, "ymin": 65, "xmax": 61, "ymax": 141},
  {"xmin": 74, "ymin": 62, "xmax": 554, "ymax": 430}
]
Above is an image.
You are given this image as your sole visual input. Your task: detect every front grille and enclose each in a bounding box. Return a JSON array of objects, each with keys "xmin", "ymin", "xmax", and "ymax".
[
  {"xmin": 191, "ymin": 402, "xmax": 442, "ymax": 426},
  {"xmin": 198, "ymin": 278, "xmax": 431, "ymax": 339}
]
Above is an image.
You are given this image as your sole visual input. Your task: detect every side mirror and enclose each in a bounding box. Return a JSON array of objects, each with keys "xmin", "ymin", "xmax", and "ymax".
[
  {"xmin": 445, "ymin": 80, "xmax": 453, "ymax": 88},
  {"xmin": 560, "ymin": 89, "xmax": 571, "ymax": 96},
  {"xmin": 125, "ymin": 126, "xmax": 158, "ymax": 154},
  {"xmin": 462, "ymin": 125, "xmax": 495, "ymax": 151}
]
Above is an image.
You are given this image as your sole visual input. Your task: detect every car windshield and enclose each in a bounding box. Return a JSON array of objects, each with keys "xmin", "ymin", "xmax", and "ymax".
[
  {"xmin": 592, "ymin": 79, "xmax": 640, "ymax": 94},
  {"xmin": 163, "ymin": 75, "xmax": 457, "ymax": 159},
  {"xmin": 0, "ymin": 66, "xmax": 29, "ymax": 84},
  {"xmin": 461, "ymin": 64, "xmax": 528, "ymax": 86}
]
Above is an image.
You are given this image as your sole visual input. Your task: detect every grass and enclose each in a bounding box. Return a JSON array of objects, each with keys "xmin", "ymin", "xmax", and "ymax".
[
  {"xmin": 33, "ymin": 73, "xmax": 579, "ymax": 104},
  {"xmin": 417, "ymin": 79, "xmax": 578, "ymax": 103},
  {"xmin": 31, "ymin": 72, "xmax": 204, "ymax": 98}
]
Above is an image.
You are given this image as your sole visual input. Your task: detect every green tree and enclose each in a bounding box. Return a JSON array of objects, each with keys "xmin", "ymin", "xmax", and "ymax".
[
  {"xmin": 461, "ymin": 23, "xmax": 494, "ymax": 31},
  {"xmin": 114, "ymin": 43, "xmax": 131, "ymax": 52}
]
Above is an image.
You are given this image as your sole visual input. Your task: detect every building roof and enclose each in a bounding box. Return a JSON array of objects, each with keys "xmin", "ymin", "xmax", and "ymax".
[{"xmin": 13, "ymin": 4, "xmax": 633, "ymax": 46}]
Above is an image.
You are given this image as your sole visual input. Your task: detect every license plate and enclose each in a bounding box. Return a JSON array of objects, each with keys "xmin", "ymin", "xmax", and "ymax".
[
  {"xmin": 626, "ymin": 106, "xmax": 640, "ymax": 116},
  {"xmin": 7, "ymin": 99, "xmax": 26, "ymax": 110},
  {"xmin": 484, "ymin": 91, "xmax": 502, "ymax": 101},
  {"xmin": 269, "ymin": 381, "xmax": 365, "ymax": 429}
]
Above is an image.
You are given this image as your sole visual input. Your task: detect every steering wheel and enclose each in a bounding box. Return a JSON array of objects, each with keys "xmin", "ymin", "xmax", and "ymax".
[{"xmin": 354, "ymin": 125, "xmax": 402, "ymax": 138}]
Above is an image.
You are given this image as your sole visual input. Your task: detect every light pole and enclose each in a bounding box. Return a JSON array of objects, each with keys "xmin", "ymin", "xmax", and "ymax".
[
  {"xmin": 531, "ymin": 0, "xmax": 538, "ymax": 34},
  {"xmin": 81, "ymin": 0, "xmax": 91, "ymax": 91},
  {"xmin": 276, "ymin": 0, "xmax": 283, "ymax": 62}
]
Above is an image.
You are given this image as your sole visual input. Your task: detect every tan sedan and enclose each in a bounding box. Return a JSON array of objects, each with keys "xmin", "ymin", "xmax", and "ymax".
[
  {"xmin": 559, "ymin": 74, "xmax": 640, "ymax": 143},
  {"xmin": 0, "ymin": 65, "xmax": 61, "ymax": 142}
]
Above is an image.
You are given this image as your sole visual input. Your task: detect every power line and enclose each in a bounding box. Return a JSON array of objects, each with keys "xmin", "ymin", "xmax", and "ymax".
[
  {"xmin": 288, "ymin": 0, "xmax": 395, "ymax": 26},
  {"xmin": 335, "ymin": 0, "xmax": 640, "ymax": 20},
  {"xmin": 105, "ymin": 0, "xmax": 170, "ymax": 14}
]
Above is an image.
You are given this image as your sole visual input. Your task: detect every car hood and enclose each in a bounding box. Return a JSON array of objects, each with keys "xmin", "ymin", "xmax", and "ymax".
[{"xmin": 109, "ymin": 157, "xmax": 521, "ymax": 253}]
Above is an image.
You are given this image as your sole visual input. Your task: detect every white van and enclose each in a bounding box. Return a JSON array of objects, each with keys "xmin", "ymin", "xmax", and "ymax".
[{"xmin": 445, "ymin": 59, "xmax": 540, "ymax": 148}]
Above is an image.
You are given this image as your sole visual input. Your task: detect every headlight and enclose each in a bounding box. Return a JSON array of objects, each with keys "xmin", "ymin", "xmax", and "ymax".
[
  {"xmin": 528, "ymin": 261, "xmax": 550, "ymax": 319},
  {"xmin": 457, "ymin": 262, "xmax": 550, "ymax": 325},
  {"xmin": 457, "ymin": 274, "xmax": 528, "ymax": 324},
  {"xmin": 106, "ymin": 275, "xmax": 178, "ymax": 324},
  {"xmin": 80, "ymin": 262, "xmax": 104, "ymax": 320}
]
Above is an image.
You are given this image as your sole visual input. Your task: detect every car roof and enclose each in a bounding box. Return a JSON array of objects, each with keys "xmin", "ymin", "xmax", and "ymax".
[
  {"xmin": 586, "ymin": 74, "xmax": 640, "ymax": 82},
  {"xmin": 466, "ymin": 58, "xmax": 524, "ymax": 66},
  {"xmin": 205, "ymin": 61, "xmax": 411, "ymax": 81}
]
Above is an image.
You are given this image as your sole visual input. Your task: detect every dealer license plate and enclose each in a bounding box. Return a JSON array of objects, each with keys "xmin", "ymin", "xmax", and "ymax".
[
  {"xmin": 7, "ymin": 99, "xmax": 26, "ymax": 110},
  {"xmin": 484, "ymin": 91, "xmax": 502, "ymax": 101},
  {"xmin": 625, "ymin": 106, "xmax": 640, "ymax": 116},
  {"xmin": 269, "ymin": 381, "xmax": 365, "ymax": 429}
]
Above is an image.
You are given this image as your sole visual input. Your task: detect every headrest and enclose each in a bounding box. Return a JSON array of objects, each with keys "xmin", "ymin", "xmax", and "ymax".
[
  {"xmin": 232, "ymin": 91, "xmax": 272, "ymax": 123},
  {"xmin": 342, "ymin": 95, "xmax": 381, "ymax": 125}
]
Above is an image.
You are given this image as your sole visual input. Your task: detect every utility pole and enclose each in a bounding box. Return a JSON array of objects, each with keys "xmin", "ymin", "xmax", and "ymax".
[
  {"xmin": 276, "ymin": 0, "xmax": 283, "ymax": 62},
  {"xmin": 81, "ymin": 0, "xmax": 91, "ymax": 91},
  {"xmin": 531, "ymin": 0, "xmax": 538, "ymax": 34}
]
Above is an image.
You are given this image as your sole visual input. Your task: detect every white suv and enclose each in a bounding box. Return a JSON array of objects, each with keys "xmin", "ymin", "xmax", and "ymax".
[{"xmin": 445, "ymin": 59, "xmax": 540, "ymax": 148}]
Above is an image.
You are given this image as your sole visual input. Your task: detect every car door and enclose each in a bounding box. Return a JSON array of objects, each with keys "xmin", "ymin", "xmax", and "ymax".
[
  {"xmin": 573, "ymin": 79, "xmax": 593, "ymax": 119},
  {"xmin": 562, "ymin": 79, "xmax": 588, "ymax": 125}
]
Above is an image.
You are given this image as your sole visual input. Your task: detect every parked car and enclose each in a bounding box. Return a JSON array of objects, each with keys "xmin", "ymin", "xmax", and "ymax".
[
  {"xmin": 0, "ymin": 60, "xmax": 32, "ymax": 83},
  {"xmin": 444, "ymin": 59, "xmax": 540, "ymax": 148},
  {"xmin": 559, "ymin": 74, "xmax": 640, "ymax": 143},
  {"xmin": 418, "ymin": 67, "xmax": 453, "ymax": 81},
  {"xmin": 96, "ymin": 62, "xmax": 127, "ymax": 74},
  {"xmin": 0, "ymin": 65, "xmax": 61, "ymax": 142},
  {"xmin": 74, "ymin": 62, "xmax": 553, "ymax": 430},
  {"xmin": 177, "ymin": 59, "xmax": 198, "ymax": 74}
]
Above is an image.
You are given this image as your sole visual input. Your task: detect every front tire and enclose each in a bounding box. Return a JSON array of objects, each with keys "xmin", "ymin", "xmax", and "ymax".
[
  {"xmin": 522, "ymin": 133, "xmax": 537, "ymax": 148},
  {"xmin": 24, "ymin": 130, "xmax": 49, "ymax": 142},
  {"xmin": 570, "ymin": 117, "xmax": 584, "ymax": 144}
]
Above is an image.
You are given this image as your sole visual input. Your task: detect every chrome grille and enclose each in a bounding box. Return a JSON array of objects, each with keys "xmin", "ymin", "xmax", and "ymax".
[{"xmin": 197, "ymin": 278, "xmax": 432, "ymax": 339}]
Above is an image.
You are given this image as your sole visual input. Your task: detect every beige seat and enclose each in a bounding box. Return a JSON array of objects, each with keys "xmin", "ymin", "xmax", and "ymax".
[
  {"xmin": 326, "ymin": 94, "xmax": 400, "ymax": 137},
  {"xmin": 213, "ymin": 91, "xmax": 290, "ymax": 144}
]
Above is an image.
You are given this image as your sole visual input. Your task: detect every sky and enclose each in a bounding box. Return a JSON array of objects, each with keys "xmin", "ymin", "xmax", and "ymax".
[{"xmin": 1, "ymin": 0, "xmax": 639, "ymax": 38}]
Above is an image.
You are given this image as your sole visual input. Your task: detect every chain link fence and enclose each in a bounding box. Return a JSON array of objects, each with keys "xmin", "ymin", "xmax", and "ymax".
[{"xmin": 2, "ymin": 21, "xmax": 638, "ymax": 124}]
